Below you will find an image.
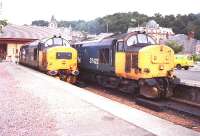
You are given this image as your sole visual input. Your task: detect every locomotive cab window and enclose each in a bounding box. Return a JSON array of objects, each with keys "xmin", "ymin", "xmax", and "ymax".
[
  {"xmin": 45, "ymin": 39, "xmax": 53, "ymax": 47},
  {"xmin": 44, "ymin": 37, "xmax": 70, "ymax": 47},
  {"xmin": 127, "ymin": 34, "xmax": 156, "ymax": 46},
  {"xmin": 99, "ymin": 48, "xmax": 110, "ymax": 64},
  {"xmin": 138, "ymin": 34, "xmax": 148, "ymax": 43},
  {"xmin": 147, "ymin": 36, "xmax": 156, "ymax": 44},
  {"xmin": 56, "ymin": 52, "xmax": 72, "ymax": 59},
  {"xmin": 53, "ymin": 38, "xmax": 63, "ymax": 45},
  {"xmin": 127, "ymin": 35, "xmax": 137, "ymax": 46}
]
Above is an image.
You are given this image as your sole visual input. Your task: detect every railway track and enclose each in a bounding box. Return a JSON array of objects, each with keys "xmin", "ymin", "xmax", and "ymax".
[
  {"xmin": 75, "ymin": 81, "xmax": 200, "ymax": 131},
  {"xmin": 169, "ymin": 97, "xmax": 200, "ymax": 109},
  {"xmin": 76, "ymin": 80, "xmax": 200, "ymax": 118},
  {"xmin": 135, "ymin": 97, "xmax": 200, "ymax": 118}
]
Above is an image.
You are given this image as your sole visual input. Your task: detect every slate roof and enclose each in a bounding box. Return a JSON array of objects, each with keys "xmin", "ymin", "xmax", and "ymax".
[{"xmin": 0, "ymin": 24, "xmax": 64, "ymax": 40}]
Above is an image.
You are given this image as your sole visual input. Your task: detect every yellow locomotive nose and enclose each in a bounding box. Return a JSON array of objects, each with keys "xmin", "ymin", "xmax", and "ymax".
[
  {"xmin": 46, "ymin": 47, "xmax": 78, "ymax": 71},
  {"xmin": 138, "ymin": 45, "xmax": 174, "ymax": 78}
]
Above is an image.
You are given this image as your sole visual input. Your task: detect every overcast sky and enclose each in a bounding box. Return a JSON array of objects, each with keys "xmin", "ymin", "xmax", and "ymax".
[{"xmin": 1, "ymin": 0, "xmax": 200, "ymax": 25}]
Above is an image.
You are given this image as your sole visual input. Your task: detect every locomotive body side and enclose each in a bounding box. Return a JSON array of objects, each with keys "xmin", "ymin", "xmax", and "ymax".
[{"xmin": 78, "ymin": 40, "xmax": 115, "ymax": 76}]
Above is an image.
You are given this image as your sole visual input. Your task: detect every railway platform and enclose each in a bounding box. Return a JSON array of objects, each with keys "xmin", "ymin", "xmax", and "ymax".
[{"xmin": 0, "ymin": 62, "xmax": 199, "ymax": 136}]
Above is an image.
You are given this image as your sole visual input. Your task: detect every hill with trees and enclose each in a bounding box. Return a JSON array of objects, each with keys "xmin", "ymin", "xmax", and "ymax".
[{"xmin": 31, "ymin": 12, "xmax": 200, "ymax": 39}]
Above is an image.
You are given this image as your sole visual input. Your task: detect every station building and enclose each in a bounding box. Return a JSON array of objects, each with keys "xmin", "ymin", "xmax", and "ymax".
[{"xmin": 0, "ymin": 24, "xmax": 64, "ymax": 62}]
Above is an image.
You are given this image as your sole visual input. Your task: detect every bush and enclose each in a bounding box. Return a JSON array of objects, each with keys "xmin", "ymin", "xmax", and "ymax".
[
  {"xmin": 192, "ymin": 54, "xmax": 200, "ymax": 62},
  {"xmin": 165, "ymin": 41, "xmax": 183, "ymax": 53}
]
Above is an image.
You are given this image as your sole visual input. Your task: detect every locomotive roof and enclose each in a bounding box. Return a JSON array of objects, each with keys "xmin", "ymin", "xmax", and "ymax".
[
  {"xmin": 76, "ymin": 32, "xmax": 144, "ymax": 47},
  {"xmin": 81, "ymin": 38, "xmax": 116, "ymax": 47},
  {"xmin": 22, "ymin": 36, "xmax": 70, "ymax": 48}
]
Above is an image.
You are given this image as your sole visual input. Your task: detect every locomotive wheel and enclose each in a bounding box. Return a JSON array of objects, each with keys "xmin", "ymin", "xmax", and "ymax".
[
  {"xmin": 176, "ymin": 64, "xmax": 182, "ymax": 70},
  {"xmin": 140, "ymin": 84, "xmax": 160, "ymax": 99},
  {"xmin": 184, "ymin": 66, "xmax": 189, "ymax": 70},
  {"xmin": 66, "ymin": 75, "xmax": 77, "ymax": 84}
]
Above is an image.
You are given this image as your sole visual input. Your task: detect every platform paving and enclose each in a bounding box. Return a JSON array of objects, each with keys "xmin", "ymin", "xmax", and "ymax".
[
  {"xmin": 0, "ymin": 62, "xmax": 154, "ymax": 136},
  {"xmin": 0, "ymin": 62, "xmax": 200, "ymax": 136}
]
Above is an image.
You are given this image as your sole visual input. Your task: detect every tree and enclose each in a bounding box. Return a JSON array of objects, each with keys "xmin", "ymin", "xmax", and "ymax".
[
  {"xmin": 32, "ymin": 20, "xmax": 48, "ymax": 26},
  {"xmin": 165, "ymin": 41, "xmax": 183, "ymax": 53},
  {"xmin": 192, "ymin": 54, "xmax": 200, "ymax": 62},
  {"xmin": 0, "ymin": 19, "xmax": 7, "ymax": 26},
  {"xmin": 31, "ymin": 12, "xmax": 200, "ymax": 39}
]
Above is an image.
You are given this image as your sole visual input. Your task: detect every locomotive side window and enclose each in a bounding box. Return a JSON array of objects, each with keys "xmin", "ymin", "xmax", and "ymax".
[
  {"xmin": 21, "ymin": 48, "xmax": 26, "ymax": 59},
  {"xmin": 33, "ymin": 48, "xmax": 37, "ymax": 60},
  {"xmin": 117, "ymin": 41, "xmax": 124, "ymax": 51},
  {"xmin": 99, "ymin": 48, "xmax": 110, "ymax": 64}
]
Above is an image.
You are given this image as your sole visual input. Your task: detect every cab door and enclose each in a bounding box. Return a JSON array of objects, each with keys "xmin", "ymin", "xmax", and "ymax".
[{"xmin": 125, "ymin": 53, "xmax": 131, "ymax": 73}]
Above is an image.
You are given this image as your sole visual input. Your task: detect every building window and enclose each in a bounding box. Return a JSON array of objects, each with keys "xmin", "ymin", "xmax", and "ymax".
[{"xmin": 99, "ymin": 48, "xmax": 110, "ymax": 64}]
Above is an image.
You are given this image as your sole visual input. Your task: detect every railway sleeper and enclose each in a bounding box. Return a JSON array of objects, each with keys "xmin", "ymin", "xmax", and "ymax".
[{"xmin": 174, "ymin": 84, "xmax": 200, "ymax": 106}]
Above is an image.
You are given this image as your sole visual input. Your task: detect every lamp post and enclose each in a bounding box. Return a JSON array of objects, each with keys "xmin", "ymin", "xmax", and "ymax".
[
  {"xmin": 131, "ymin": 18, "xmax": 140, "ymax": 28},
  {"xmin": 130, "ymin": 18, "xmax": 136, "ymax": 26}
]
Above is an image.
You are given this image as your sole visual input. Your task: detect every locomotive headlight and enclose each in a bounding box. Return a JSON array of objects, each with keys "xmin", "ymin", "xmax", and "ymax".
[
  {"xmin": 72, "ymin": 70, "xmax": 79, "ymax": 76},
  {"xmin": 48, "ymin": 62, "xmax": 53, "ymax": 66},
  {"xmin": 144, "ymin": 68, "xmax": 150, "ymax": 73},
  {"xmin": 159, "ymin": 64, "xmax": 164, "ymax": 70}
]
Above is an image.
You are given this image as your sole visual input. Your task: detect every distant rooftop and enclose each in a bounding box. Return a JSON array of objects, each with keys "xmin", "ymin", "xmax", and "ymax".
[{"xmin": 146, "ymin": 20, "xmax": 159, "ymax": 28}]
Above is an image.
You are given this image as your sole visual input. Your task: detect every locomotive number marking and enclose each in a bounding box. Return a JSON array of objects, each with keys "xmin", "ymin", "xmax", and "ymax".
[{"xmin": 89, "ymin": 58, "xmax": 99, "ymax": 65}]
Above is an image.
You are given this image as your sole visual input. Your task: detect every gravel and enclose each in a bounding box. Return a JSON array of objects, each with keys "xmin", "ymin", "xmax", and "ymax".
[{"xmin": 0, "ymin": 63, "xmax": 57, "ymax": 136}]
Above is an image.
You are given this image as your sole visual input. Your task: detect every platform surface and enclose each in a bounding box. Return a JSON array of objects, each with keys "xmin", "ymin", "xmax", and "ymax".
[{"xmin": 0, "ymin": 62, "xmax": 200, "ymax": 136}]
